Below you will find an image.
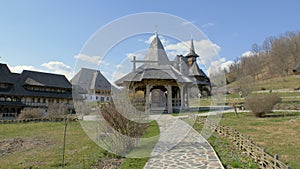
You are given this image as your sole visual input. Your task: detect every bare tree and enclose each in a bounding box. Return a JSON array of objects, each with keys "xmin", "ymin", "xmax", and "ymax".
[{"xmin": 271, "ymin": 36, "xmax": 293, "ymax": 76}]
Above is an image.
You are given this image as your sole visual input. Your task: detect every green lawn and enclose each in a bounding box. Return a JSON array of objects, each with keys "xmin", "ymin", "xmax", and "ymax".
[
  {"xmin": 213, "ymin": 112, "xmax": 300, "ymax": 168},
  {"xmin": 227, "ymin": 75, "xmax": 300, "ymax": 91},
  {"xmin": 193, "ymin": 120, "xmax": 258, "ymax": 168},
  {"xmin": 0, "ymin": 120, "xmax": 160, "ymax": 169},
  {"xmin": 0, "ymin": 121, "xmax": 105, "ymax": 169}
]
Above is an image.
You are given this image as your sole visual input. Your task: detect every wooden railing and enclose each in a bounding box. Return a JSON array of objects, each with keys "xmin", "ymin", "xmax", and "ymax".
[
  {"xmin": 0, "ymin": 116, "xmax": 78, "ymax": 124},
  {"xmin": 196, "ymin": 118, "xmax": 290, "ymax": 169}
]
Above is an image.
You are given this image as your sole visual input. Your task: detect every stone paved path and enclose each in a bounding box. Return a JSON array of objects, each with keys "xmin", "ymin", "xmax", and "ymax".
[{"xmin": 144, "ymin": 115, "xmax": 223, "ymax": 169}]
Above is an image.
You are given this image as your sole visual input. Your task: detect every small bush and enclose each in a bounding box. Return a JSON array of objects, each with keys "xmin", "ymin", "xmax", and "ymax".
[
  {"xmin": 18, "ymin": 108, "xmax": 43, "ymax": 120},
  {"xmin": 101, "ymin": 102, "xmax": 148, "ymax": 138},
  {"xmin": 245, "ymin": 93, "xmax": 281, "ymax": 117},
  {"xmin": 47, "ymin": 103, "xmax": 69, "ymax": 121},
  {"xmin": 100, "ymin": 102, "xmax": 148, "ymax": 154}
]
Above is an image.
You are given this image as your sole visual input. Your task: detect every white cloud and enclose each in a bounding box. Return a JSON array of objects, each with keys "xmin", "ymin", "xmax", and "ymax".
[
  {"xmin": 201, "ymin": 22, "xmax": 215, "ymax": 29},
  {"xmin": 41, "ymin": 61, "xmax": 71, "ymax": 71},
  {"xmin": 181, "ymin": 20, "xmax": 196, "ymax": 25},
  {"xmin": 9, "ymin": 65, "xmax": 44, "ymax": 73},
  {"xmin": 241, "ymin": 51, "xmax": 254, "ymax": 58},
  {"xmin": 221, "ymin": 60, "xmax": 234, "ymax": 71},
  {"xmin": 165, "ymin": 39, "xmax": 221, "ymax": 65},
  {"xmin": 206, "ymin": 58, "xmax": 234, "ymax": 76},
  {"xmin": 9, "ymin": 61, "xmax": 74, "ymax": 80},
  {"xmin": 41, "ymin": 61, "xmax": 73, "ymax": 79},
  {"xmin": 74, "ymin": 54, "xmax": 101, "ymax": 64},
  {"xmin": 121, "ymin": 39, "xmax": 223, "ymax": 77},
  {"xmin": 144, "ymin": 35, "xmax": 169, "ymax": 45}
]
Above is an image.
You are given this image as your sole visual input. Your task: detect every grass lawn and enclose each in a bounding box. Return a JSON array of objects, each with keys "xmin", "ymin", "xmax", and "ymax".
[
  {"xmin": 227, "ymin": 75, "xmax": 300, "ymax": 91},
  {"xmin": 193, "ymin": 120, "xmax": 258, "ymax": 168},
  {"xmin": 120, "ymin": 120, "xmax": 159, "ymax": 169},
  {"xmin": 0, "ymin": 121, "xmax": 105, "ymax": 169},
  {"xmin": 0, "ymin": 120, "xmax": 160, "ymax": 169},
  {"xmin": 217, "ymin": 112, "xmax": 300, "ymax": 168}
]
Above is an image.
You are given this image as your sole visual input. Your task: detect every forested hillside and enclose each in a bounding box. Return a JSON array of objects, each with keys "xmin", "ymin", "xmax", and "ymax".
[{"xmin": 226, "ymin": 31, "xmax": 300, "ymax": 85}]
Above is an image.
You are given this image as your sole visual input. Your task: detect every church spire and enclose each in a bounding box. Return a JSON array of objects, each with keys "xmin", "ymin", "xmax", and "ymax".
[
  {"xmin": 144, "ymin": 33, "xmax": 170, "ymax": 65},
  {"xmin": 185, "ymin": 38, "xmax": 199, "ymax": 66},
  {"xmin": 186, "ymin": 38, "xmax": 199, "ymax": 58}
]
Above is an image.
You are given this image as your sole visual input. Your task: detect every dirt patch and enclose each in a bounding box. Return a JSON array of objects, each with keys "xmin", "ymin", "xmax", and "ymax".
[{"xmin": 0, "ymin": 137, "xmax": 50, "ymax": 156}]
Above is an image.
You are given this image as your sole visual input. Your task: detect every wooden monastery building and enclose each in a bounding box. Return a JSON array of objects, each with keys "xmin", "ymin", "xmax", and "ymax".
[
  {"xmin": 115, "ymin": 34, "xmax": 211, "ymax": 113},
  {"xmin": 71, "ymin": 68, "xmax": 111, "ymax": 103},
  {"xmin": 0, "ymin": 63, "xmax": 73, "ymax": 119}
]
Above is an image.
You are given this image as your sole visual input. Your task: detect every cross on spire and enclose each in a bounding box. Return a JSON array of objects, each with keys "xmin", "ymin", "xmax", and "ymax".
[{"xmin": 155, "ymin": 24, "xmax": 159, "ymax": 36}]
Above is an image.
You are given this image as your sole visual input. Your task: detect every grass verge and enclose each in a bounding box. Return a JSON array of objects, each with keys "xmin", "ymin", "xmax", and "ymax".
[
  {"xmin": 207, "ymin": 111, "xmax": 300, "ymax": 168},
  {"xmin": 120, "ymin": 120, "xmax": 160, "ymax": 169},
  {"xmin": 193, "ymin": 120, "xmax": 258, "ymax": 168}
]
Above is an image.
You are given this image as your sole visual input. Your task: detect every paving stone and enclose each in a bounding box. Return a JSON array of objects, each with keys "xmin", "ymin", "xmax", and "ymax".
[{"xmin": 144, "ymin": 115, "xmax": 224, "ymax": 169}]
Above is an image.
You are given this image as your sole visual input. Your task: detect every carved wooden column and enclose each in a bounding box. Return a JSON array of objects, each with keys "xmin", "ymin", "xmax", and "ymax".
[
  {"xmin": 145, "ymin": 84, "xmax": 151, "ymax": 113},
  {"xmin": 179, "ymin": 84, "xmax": 184, "ymax": 110},
  {"xmin": 167, "ymin": 84, "xmax": 172, "ymax": 113},
  {"xmin": 186, "ymin": 86, "xmax": 190, "ymax": 109}
]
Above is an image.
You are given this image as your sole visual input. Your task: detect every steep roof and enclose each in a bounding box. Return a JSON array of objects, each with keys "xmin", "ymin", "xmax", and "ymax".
[
  {"xmin": 144, "ymin": 34, "xmax": 170, "ymax": 65},
  {"xmin": 0, "ymin": 63, "xmax": 13, "ymax": 84},
  {"xmin": 172, "ymin": 55, "xmax": 189, "ymax": 75},
  {"xmin": 115, "ymin": 64, "xmax": 192, "ymax": 86},
  {"xmin": 115, "ymin": 35, "xmax": 192, "ymax": 86},
  {"xmin": 0, "ymin": 63, "xmax": 72, "ymax": 98},
  {"xmin": 71, "ymin": 68, "xmax": 111, "ymax": 91},
  {"xmin": 185, "ymin": 39, "xmax": 199, "ymax": 58},
  {"xmin": 189, "ymin": 62, "xmax": 207, "ymax": 77},
  {"xmin": 19, "ymin": 70, "xmax": 72, "ymax": 89}
]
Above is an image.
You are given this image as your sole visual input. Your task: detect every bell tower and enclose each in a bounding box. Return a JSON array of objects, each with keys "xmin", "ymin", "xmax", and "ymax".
[{"xmin": 185, "ymin": 39, "xmax": 199, "ymax": 67}]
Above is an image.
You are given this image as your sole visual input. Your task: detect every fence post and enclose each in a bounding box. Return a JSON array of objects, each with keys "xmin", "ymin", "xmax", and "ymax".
[
  {"xmin": 62, "ymin": 115, "xmax": 68, "ymax": 167},
  {"xmin": 261, "ymin": 148, "xmax": 265, "ymax": 168},
  {"xmin": 274, "ymin": 154, "xmax": 278, "ymax": 169}
]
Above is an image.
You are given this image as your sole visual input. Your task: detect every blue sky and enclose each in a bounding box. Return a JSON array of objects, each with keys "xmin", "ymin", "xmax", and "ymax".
[{"xmin": 1, "ymin": 0, "xmax": 300, "ymax": 80}]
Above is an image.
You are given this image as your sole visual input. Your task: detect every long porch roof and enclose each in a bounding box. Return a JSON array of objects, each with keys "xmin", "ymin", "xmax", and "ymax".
[{"xmin": 115, "ymin": 64, "xmax": 192, "ymax": 86}]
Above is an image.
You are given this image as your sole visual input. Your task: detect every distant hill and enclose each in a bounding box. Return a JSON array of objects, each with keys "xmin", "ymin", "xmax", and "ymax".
[
  {"xmin": 224, "ymin": 30, "xmax": 300, "ymax": 94},
  {"xmin": 227, "ymin": 74, "xmax": 300, "ymax": 94}
]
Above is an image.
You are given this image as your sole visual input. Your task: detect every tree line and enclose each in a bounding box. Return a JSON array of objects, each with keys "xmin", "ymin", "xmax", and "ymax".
[{"xmin": 226, "ymin": 30, "xmax": 300, "ymax": 84}]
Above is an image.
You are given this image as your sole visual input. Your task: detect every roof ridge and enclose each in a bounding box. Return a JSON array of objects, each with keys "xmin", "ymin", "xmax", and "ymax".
[{"xmin": 144, "ymin": 34, "xmax": 170, "ymax": 65}]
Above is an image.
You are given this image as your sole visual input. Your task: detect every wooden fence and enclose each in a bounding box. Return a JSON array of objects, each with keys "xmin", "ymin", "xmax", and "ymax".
[
  {"xmin": 0, "ymin": 116, "xmax": 78, "ymax": 124},
  {"xmin": 197, "ymin": 118, "xmax": 291, "ymax": 169}
]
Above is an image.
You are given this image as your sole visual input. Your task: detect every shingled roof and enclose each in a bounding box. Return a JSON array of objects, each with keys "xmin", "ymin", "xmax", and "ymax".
[
  {"xmin": 0, "ymin": 63, "xmax": 13, "ymax": 84},
  {"xmin": 185, "ymin": 39, "xmax": 199, "ymax": 58},
  {"xmin": 71, "ymin": 68, "xmax": 111, "ymax": 91},
  {"xmin": 144, "ymin": 34, "xmax": 170, "ymax": 65},
  {"xmin": 19, "ymin": 70, "xmax": 72, "ymax": 89},
  {"xmin": 0, "ymin": 63, "xmax": 72, "ymax": 98},
  {"xmin": 115, "ymin": 64, "xmax": 192, "ymax": 86},
  {"xmin": 115, "ymin": 35, "xmax": 192, "ymax": 86},
  {"xmin": 189, "ymin": 62, "xmax": 208, "ymax": 77}
]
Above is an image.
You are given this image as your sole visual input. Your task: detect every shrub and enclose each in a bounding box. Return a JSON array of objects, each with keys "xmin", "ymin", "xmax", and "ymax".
[
  {"xmin": 100, "ymin": 102, "xmax": 148, "ymax": 155},
  {"xmin": 101, "ymin": 102, "xmax": 148, "ymax": 138},
  {"xmin": 47, "ymin": 103, "xmax": 69, "ymax": 121},
  {"xmin": 18, "ymin": 108, "xmax": 43, "ymax": 119},
  {"xmin": 245, "ymin": 93, "xmax": 281, "ymax": 117}
]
